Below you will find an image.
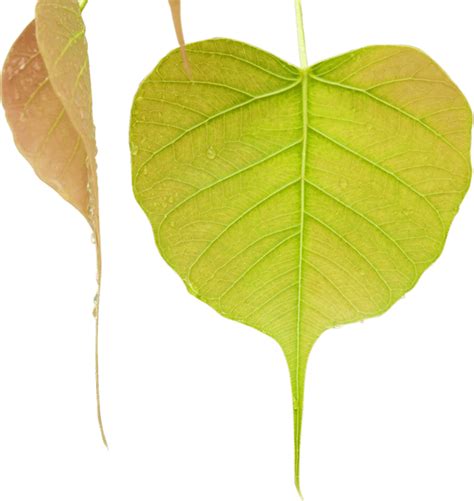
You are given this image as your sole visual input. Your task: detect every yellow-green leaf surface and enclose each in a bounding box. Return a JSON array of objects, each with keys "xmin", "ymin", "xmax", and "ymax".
[
  {"xmin": 2, "ymin": 0, "xmax": 106, "ymax": 446},
  {"xmin": 130, "ymin": 40, "xmax": 472, "ymax": 491}
]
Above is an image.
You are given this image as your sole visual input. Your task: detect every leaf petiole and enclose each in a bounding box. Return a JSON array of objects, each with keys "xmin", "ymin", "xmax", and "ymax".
[
  {"xmin": 294, "ymin": 0, "xmax": 308, "ymax": 68},
  {"xmin": 79, "ymin": 0, "xmax": 88, "ymax": 12},
  {"xmin": 168, "ymin": 0, "xmax": 192, "ymax": 78}
]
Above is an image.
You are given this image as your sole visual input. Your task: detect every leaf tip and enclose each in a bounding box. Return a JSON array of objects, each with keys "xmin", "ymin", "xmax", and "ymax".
[{"xmin": 296, "ymin": 483, "xmax": 304, "ymax": 500}]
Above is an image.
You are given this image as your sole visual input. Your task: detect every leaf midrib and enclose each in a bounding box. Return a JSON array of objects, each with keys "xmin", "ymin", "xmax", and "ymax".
[{"xmin": 295, "ymin": 70, "xmax": 308, "ymax": 399}]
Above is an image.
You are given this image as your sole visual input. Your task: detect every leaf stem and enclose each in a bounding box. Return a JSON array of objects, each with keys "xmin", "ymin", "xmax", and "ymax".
[
  {"xmin": 79, "ymin": 0, "xmax": 88, "ymax": 12},
  {"xmin": 294, "ymin": 0, "xmax": 308, "ymax": 68},
  {"xmin": 168, "ymin": 0, "xmax": 192, "ymax": 79}
]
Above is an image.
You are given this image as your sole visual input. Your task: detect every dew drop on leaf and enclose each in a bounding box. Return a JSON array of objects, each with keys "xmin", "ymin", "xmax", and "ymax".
[{"xmin": 206, "ymin": 146, "xmax": 216, "ymax": 160}]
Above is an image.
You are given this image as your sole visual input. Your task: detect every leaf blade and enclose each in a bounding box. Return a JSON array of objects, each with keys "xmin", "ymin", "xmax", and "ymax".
[
  {"xmin": 131, "ymin": 39, "xmax": 472, "ymax": 492},
  {"xmin": 2, "ymin": 20, "xmax": 91, "ymax": 216}
]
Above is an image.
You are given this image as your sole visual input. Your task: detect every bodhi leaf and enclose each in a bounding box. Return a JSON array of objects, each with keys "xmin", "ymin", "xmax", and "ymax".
[
  {"xmin": 2, "ymin": 0, "xmax": 107, "ymax": 446},
  {"xmin": 130, "ymin": 40, "xmax": 472, "ymax": 492}
]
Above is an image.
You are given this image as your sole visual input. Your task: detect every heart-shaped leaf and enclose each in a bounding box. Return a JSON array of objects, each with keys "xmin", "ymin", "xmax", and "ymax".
[
  {"xmin": 2, "ymin": 0, "xmax": 106, "ymax": 446},
  {"xmin": 130, "ymin": 40, "xmax": 472, "ymax": 491}
]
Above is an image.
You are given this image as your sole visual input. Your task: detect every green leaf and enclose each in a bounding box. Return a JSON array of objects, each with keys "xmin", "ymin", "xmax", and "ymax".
[
  {"xmin": 130, "ymin": 40, "xmax": 472, "ymax": 492},
  {"xmin": 2, "ymin": 0, "xmax": 106, "ymax": 446}
]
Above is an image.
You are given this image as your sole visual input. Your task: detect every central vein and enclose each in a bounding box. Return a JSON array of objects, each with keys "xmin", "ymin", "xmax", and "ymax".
[{"xmin": 296, "ymin": 70, "xmax": 309, "ymax": 399}]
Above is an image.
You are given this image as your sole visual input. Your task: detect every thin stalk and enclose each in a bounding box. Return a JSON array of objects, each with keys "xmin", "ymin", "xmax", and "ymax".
[
  {"xmin": 79, "ymin": 0, "xmax": 88, "ymax": 12},
  {"xmin": 294, "ymin": 0, "xmax": 308, "ymax": 68},
  {"xmin": 168, "ymin": 0, "xmax": 192, "ymax": 78}
]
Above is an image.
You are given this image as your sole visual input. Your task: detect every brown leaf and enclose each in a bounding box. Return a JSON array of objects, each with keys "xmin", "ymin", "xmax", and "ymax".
[
  {"xmin": 2, "ymin": 20, "xmax": 94, "ymax": 219},
  {"xmin": 2, "ymin": 0, "xmax": 106, "ymax": 446}
]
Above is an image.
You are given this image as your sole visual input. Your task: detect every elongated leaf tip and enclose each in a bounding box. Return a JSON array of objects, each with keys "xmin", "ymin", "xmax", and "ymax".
[
  {"xmin": 295, "ymin": 450, "xmax": 303, "ymax": 497},
  {"xmin": 168, "ymin": 0, "xmax": 192, "ymax": 79},
  {"xmin": 296, "ymin": 483, "xmax": 304, "ymax": 500},
  {"xmin": 293, "ymin": 387, "xmax": 305, "ymax": 498}
]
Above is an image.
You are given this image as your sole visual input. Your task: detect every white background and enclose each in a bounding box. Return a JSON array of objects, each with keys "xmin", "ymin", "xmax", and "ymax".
[{"xmin": 1, "ymin": 1, "xmax": 473, "ymax": 500}]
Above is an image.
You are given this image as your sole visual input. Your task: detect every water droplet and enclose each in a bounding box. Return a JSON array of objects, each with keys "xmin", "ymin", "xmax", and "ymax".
[
  {"xmin": 131, "ymin": 142, "xmax": 138, "ymax": 156},
  {"xmin": 91, "ymin": 233, "xmax": 96, "ymax": 244},
  {"xmin": 19, "ymin": 61, "xmax": 26, "ymax": 70},
  {"xmin": 206, "ymin": 146, "xmax": 216, "ymax": 160},
  {"xmin": 143, "ymin": 167, "xmax": 148, "ymax": 176},
  {"xmin": 88, "ymin": 206, "xmax": 94, "ymax": 217},
  {"xmin": 93, "ymin": 293, "xmax": 99, "ymax": 305},
  {"xmin": 92, "ymin": 306, "xmax": 98, "ymax": 318}
]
